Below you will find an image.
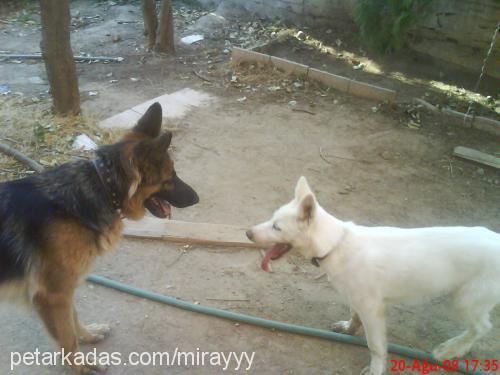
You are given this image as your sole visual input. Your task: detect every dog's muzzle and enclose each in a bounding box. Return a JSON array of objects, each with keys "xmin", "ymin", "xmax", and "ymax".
[{"xmin": 144, "ymin": 172, "xmax": 199, "ymax": 218}]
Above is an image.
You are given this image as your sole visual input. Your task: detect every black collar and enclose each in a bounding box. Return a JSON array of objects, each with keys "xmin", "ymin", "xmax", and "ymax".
[
  {"xmin": 311, "ymin": 253, "xmax": 330, "ymax": 267},
  {"xmin": 311, "ymin": 229, "xmax": 347, "ymax": 267},
  {"xmin": 91, "ymin": 158, "xmax": 121, "ymax": 211}
]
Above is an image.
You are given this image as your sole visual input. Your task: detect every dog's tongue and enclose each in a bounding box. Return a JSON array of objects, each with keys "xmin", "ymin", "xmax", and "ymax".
[
  {"xmin": 261, "ymin": 243, "xmax": 290, "ymax": 272},
  {"xmin": 159, "ymin": 199, "xmax": 172, "ymax": 219}
]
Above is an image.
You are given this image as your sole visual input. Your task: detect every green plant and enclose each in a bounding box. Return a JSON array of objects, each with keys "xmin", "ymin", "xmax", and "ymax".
[{"xmin": 354, "ymin": 0, "xmax": 432, "ymax": 53}]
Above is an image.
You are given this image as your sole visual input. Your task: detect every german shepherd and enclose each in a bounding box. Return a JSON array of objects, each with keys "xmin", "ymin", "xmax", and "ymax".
[{"xmin": 0, "ymin": 102, "xmax": 198, "ymax": 373}]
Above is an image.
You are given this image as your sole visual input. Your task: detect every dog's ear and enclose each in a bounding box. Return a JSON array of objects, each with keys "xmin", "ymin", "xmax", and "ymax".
[
  {"xmin": 298, "ymin": 194, "xmax": 316, "ymax": 224},
  {"xmin": 154, "ymin": 131, "xmax": 172, "ymax": 151},
  {"xmin": 295, "ymin": 176, "xmax": 312, "ymax": 201},
  {"xmin": 133, "ymin": 102, "xmax": 163, "ymax": 138}
]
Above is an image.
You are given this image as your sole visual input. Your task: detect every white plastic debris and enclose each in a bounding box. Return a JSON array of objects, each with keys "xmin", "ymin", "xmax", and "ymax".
[
  {"xmin": 181, "ymin": 34, "xmax": 204, "ymax": 45},
  {"xmin": 353, "ymin": 63, "xmax": 365, "ymax": 70},
  {"xmin": 72, "ymin": 134, "xmax": 97, "ymax": 151},
  {"xmin": 237, "ymin": 96, "xmax": 247, "ymax": 102}
]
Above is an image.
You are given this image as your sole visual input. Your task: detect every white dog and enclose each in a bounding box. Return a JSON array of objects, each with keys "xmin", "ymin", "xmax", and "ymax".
[{"xmin": 246, "ymin": 176, "xmax": 500, "ymax": 375}]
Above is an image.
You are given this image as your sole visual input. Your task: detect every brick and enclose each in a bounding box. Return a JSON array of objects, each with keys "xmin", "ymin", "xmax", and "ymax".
[
  {"xmin": 308, "ymin": 68, "xmax": 350, "ymax": 92},
  {"xmin": 473, "ymin": 116, "xmax": 500, "ymax": 136},
  {"xmin": 270, "ymin": 56, "xmax": 309, "ymax": 77},
  {"xmin": 348, "ymin": 80, "xmax": 397, "ymax": 103},
  {"xmin": 231, "ymin": 47, "xmax": 271, "ymax": 65}
]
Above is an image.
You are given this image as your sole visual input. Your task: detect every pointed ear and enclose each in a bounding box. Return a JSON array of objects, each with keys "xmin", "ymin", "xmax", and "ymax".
[
  {"xmin": 133, "ymin": 102, "xmax": 163, "ymax": 138},
  {"xmin": 153, "ymin": 131, "xmax": 172, "ymax": 151},
  {"xmin": 295, "ymin": 176, "xmax": 312, "ymax": 201},
  {"xmin": 298, "ymin": 194, "xmax": 316, "ymax": 224}
]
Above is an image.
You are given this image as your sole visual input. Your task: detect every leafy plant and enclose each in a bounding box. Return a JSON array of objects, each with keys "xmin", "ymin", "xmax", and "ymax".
[
  {"xmin": 16, "ymin": 9, "xmax": 33, "ymax": 23},
  {"xmin": 354, "ymin": 0, "xmax": 433, "ymax": 53}
]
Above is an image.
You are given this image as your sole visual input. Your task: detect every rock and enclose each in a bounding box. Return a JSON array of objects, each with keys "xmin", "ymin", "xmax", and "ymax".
[
  {"xmin": 189, "ymin": 13, "xmax": 228, "ymax": 33},
  {"xmin": 197, "ymin": 0, "xmax": 222, "ymax": 7},
  {"xmin": 216, "ymin": 1, "xmax": 248, "ymax": 19}
]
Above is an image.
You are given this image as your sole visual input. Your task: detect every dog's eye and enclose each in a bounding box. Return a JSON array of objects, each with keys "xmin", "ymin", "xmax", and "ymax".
[{"xmin": 272, "ymin": 222, "xmax": 281, "ymax": 231}]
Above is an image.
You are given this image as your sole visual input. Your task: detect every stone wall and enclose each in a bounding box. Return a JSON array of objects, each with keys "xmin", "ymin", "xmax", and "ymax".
[
  {"xmin": 408, "ymin": 0, "xmax": 499, "ymax": 79},
  {"xmin": 198, "ymin": 0, "xmax": 350, "ymax": 26},
  {"xmin": 201, "ymin": 0, "xmax": 499, "ymax": 78}
]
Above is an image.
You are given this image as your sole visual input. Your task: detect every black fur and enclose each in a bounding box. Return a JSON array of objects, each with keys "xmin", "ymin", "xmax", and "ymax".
[{"xmin": 0, "ymin": 145, "xmax": 128, "ymax": 283}]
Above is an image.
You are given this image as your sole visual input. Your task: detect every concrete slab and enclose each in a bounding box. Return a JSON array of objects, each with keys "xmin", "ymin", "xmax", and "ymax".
[
  {"xmin": 99, "ymin": 109, "xmax": 142, "ymax": 129},
  {"xmin": 99, "ymin": 88, "xmax": 215, "ymax": 129}
]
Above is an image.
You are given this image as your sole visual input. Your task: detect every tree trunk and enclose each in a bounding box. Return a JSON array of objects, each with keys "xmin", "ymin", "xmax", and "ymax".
[
  {"xmin": 142, "ymin": 0, "xmax": 157, "ymax": 50},
  {"xmin": 155, "ymin": 0, "xmax": 175, "ymax": 53},
  {"xmin": 40, "ymin": 0, "xmax": 80, "ymax": 115}
]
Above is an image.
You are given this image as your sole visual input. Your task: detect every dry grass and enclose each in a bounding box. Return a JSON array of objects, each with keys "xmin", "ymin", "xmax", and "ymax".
[
  {"xmin": 0, "ymin": 95, "xmax": 120, "ymax": 181},
  {"xmin": 229, "ymin": 61, "xmax": 336, "ymax": 99},
  {"xmin": 231, "ymin": 60, "xmax": 295, "ymax": 86}
]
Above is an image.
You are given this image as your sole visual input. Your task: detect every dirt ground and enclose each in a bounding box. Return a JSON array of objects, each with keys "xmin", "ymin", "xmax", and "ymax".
[{"xmin": 0, "ymin": 1, "xmax": 499, "ymax": 374}]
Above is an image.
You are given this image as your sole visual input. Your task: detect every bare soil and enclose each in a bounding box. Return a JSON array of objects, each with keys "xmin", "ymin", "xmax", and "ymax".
[{"xmin": 0, "ymin": 1, "xmax": 499, "ymax": 374}]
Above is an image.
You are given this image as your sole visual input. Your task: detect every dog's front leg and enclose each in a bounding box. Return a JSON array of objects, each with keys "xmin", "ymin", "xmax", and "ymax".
[
  {"xmin": 356, "ymin": 303, "xmax": 387, "ymax": 375},
  {"xmin": 73, "ymin": 307, "xmax": 111, "ymax": 344},
  {"xmin": 332, "ymin": 308, "xmax": 363, "ymax": 335},
  {"xmin": 34, "ymin": 292, "xmax": 105, "ymax": 374}
]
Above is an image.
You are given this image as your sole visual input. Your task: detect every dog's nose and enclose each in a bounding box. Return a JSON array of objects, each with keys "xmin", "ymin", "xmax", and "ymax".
[{"xmin": 246, "ymin": 229, "xmax": 254, "ymax": 241}]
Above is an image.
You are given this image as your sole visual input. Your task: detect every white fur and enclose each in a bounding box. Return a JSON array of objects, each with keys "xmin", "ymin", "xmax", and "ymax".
[{"xmin": 249, "ymin": 176, "xmax": 500, "ymax": 375}]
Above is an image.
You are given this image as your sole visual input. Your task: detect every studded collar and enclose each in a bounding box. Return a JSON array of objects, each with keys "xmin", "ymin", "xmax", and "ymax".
[{"xmin": 91, "ymin": 158, "xmax": 121, "ymax": 211}]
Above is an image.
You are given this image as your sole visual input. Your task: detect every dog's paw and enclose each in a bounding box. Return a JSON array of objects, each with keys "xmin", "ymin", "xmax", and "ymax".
[
  {"xmin": 331, "ymin": 320, "xmax": 354, "ymax": 334},
  {"xmin": 74, "ymin": 362, "xmax": 107, "ymax": 374},
  {"xmin": 360, "ymin": 366, "xmax": 370, "ymax": 375},
  {"xmin": 360, "ymin": 365, "xmax": 385, "ymax": 375},
  {"xmin": 79, "ymin": 323, "xmax": 111, "ymax": 344},
  {"xmin": 432, "ymin": 342, "xmax": 466, "ymax": 361}
]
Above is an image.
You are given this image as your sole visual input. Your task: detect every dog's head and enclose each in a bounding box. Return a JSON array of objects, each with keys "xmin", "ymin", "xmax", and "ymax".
[
  {"xmin": 246, "ymin": 176, "xmax": 318, "ymax": 271},
  {"xmin": 105, "ymin": 102, "xmax": 198, "ymax": 220}
]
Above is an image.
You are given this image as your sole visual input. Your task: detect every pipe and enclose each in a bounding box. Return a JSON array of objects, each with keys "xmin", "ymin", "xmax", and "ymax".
[
  {"xmin": 0, "ymin": 54, "xmax": 124, "ymax": 62},
  {"xmin": 87, "ymin": 274, "xmax": 484, "ymax": 375}
]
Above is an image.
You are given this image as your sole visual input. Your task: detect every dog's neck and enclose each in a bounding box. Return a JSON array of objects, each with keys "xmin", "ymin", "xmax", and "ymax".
[
  {"xmin": 91, "ymin": 157, "xmax": 122, "ymax": 211},
  {"xmin": 309, "ymin": 206, "xmax": 346, "ymax": 266}
]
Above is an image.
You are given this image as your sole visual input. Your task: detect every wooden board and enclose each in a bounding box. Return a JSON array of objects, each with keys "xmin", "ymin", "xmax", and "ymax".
[
  {"xmin": 123, "ymin": 217, "xmax": 262, "ymax": 248},
  {"xmin": 453, "ymin": 146, "xmax": 500, "ymax": 169}
]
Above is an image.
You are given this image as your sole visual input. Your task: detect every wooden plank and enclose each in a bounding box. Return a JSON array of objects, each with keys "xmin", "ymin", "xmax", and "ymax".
[
  {"xmin": 123, "ymin": 217, "xmax": 262, "ymax": 248},
  {"xmin": 453, "ymin": 146, "xmax": 500, "ymax": 169}
]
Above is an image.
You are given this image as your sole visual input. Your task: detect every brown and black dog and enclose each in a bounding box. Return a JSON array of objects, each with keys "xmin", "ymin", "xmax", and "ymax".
[{"xmin": 0, "ymin": 102, "xmax": 198, "ymax": 373}]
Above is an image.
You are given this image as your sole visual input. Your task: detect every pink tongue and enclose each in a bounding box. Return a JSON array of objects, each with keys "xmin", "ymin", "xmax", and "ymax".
[
  {"xmin": 159, "ymin": 200, "xmax": 172, "ymax": 219},
  {"xmin": 261, "ymin": 244, "xmax": 290, "ymax": 272}
]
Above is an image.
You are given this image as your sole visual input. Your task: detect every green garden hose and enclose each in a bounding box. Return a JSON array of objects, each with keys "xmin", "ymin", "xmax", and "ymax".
[{"xmin": 87, "ymin": 274, "xmax": 485, "ymax": 375}]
